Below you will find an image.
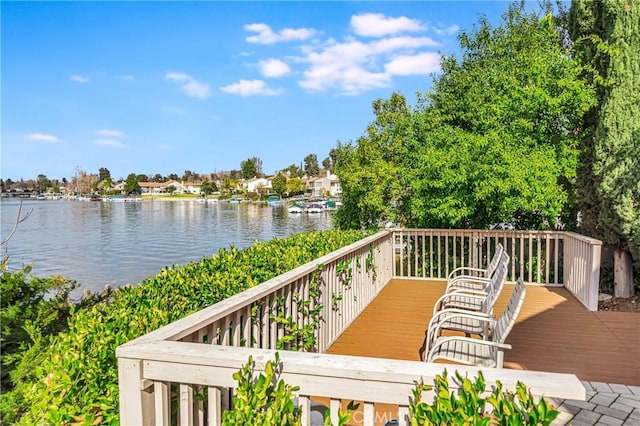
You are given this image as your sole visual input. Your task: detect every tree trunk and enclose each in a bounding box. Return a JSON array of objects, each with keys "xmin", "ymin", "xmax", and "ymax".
[{"xmin": 613, "ymin": 248, "xmax": 634, "ymax": 297}]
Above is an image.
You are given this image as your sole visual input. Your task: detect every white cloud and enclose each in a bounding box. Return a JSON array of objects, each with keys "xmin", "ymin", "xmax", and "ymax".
[
  {"xmin": 298, "ymin": 36, "xmax": 439, "ymax": 94},
  {"xmin": 120, "ymin": 75, "xmax": 135, "ymax": 81},
  {"xmin": 96, "ymin": 129, "xmax": 124, "ymax": 138},
  {"xmin": 371, "ymin": 36, "xmax": 439, "ymax": 53},
  {"xmin": 94, "ymin": 139, "xmax": 125, "ymax": 148},
  {"xmin": 245, "ymin": 23, "xmax": 317, "ymax": 44},
  {"xmin": 385, "ymin": 52, "xmax": 441, "ymax": 75},
  {"xmin": 165, "ymin": 72, "xmax": 211, "ymax": 99},
  {"xmin": 220, "ymin": 79, "xmax": 283, "ymax": 96},
  {"xmin": 433, "ymin": 24, "xmax": 460, "ymax": 36},
  {"xmin": 351, "ymin": 13, "xmax": 426, "ymax": 37},
  {"xmin": 26, "ymin": 133, "xmax": 60, "ymax": 143},
  {"xmin": 260, "ymin": 59, "xmax": 291, "ymax": 78},
  {"xmin": 70, "ymin": 74, "xmax": 89, "ymax": 83}
]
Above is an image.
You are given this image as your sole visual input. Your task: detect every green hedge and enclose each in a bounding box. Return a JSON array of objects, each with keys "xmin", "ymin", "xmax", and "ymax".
[{"xmin": 4, "ymin": 230, "xmax": 369, "ymax": 425}]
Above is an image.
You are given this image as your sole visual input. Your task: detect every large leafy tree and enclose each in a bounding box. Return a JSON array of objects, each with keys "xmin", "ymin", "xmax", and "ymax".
[
  {"xmin": 280, "ymin": 163, "xmax": 304, "ymax": 178},
  {"xmin": 404, "ymin": 5, "xmax": 594, "ymax": 230},
  {"xmin": 569, "ymin": 0, "xmax": 639, "ymax": 296},
  {"xmin": 240, "ymin": 157, "xmax": 263, "ymax": 179},
  {"xmin": 123, "ymin": 173, "xmax": 141, "ymax": 195},
  {"xmin": 334, "ymin": 93, "xmax": 410, "ymax": 229},
  {"xmin": 271, "ymin": 173, "xmax": 286, "ymax": 196},
  {"xmin": 304, "ymin": 154, "xmax": 320, "ymax": 177},
  {"xmin": 336, "ymin": 5, "xmax": 594, "ymax": 231}
]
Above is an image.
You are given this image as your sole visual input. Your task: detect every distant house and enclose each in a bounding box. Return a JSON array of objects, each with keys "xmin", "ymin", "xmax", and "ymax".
[
  {"xmin": 306, "ymin": 170, "xmax": 341, "ymax": 197},
  {"xmin": 182, "ymin": 181, "xmax": 202, "ymax": 194},
  {"xmin": 139, "ymin": 182, "xmax": 164, "ymax": 194},
  {"xmin": 161, "ymin": 180, "xmax": 187, "ymax": 194},
  {"xmin": 243, "ymin": 177, "xmax": 272, "ymax": 194}
]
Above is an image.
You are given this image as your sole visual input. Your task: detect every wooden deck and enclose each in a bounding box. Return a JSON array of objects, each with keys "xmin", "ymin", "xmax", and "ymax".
[{"xmin": 327, "ymin": 279, "xmax": 640, "ymax": 386}]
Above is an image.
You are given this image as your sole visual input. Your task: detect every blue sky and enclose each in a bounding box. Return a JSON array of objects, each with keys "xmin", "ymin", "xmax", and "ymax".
[{"xmin": 2, "ymin": 1, "xmax": 513, "ymax": 181}]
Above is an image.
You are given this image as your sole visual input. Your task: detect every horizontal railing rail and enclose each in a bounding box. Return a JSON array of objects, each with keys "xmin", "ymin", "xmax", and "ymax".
[
  {"xmin": 118, "ymin": 345, "xmax": 585, "ymax": 426},
  {"xmin": 117, "ymin": 228, "xmax": 599, "ymax": 425},
  {"xmin": 125, "ymin": 230, "xmax": 394, "ymax": 351}
]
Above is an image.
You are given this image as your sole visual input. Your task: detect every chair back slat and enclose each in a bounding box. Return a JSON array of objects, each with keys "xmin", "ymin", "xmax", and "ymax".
[
  {"xmin": 484, "ymin": 243, "xmax": 504, "ymax": 278},
  {"xmin": 481, "ymin": 252, "xmax": 509, "ymax": 312},
  {"xmin": 494, "ymin": 277, "xmax": 526, "ymax": 343}
]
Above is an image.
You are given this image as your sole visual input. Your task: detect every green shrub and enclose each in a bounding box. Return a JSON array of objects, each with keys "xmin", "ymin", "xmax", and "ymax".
[
  {"xmin": 3, "ymin": 230, "xmax": 369, "ymax": 425},
  {"xmin": 410, "ymin": 370, "xmax": 559, "ymax": 426},
  {"xmin": 222, "ymin": 352, "xmax": 301, "ymax": 425},
  {"xmin": 224, "ymin": 353, "xmax": 359, "ymax": 426}
]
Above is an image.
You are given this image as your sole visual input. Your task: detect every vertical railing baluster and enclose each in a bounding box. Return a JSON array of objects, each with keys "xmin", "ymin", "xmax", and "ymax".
[
  {"xmin": 180, "ymin": 384, "xmax": 193, "ymax": 426},
  {"xmin": 154, "ymin": 381, "xmax": 170, "ymax": 426},
  {"xmin": 207, "ymin": 387, "xmax": 221, "ymax": 426}
]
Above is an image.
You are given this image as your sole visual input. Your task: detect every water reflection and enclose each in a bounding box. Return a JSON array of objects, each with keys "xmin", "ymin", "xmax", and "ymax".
[{"xmin": 0, "ymin": 199, "xmax": 333, "ymax": 293}]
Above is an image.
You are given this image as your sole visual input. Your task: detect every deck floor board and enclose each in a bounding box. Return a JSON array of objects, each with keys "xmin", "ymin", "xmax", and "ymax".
[{"xmin": 326, "ymin": 279, "xmax": 640, "ymax": 386}]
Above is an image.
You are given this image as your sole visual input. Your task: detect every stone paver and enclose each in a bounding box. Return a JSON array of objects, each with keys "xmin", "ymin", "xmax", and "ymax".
[
  {"xmin": 597, "ymin": 415, "xmax": 624, "ymax": 426},
  {"xmin": 591, "ymin": 382, "xmax": 614, "ymax": 392},
  {"xmin": 595, "ymin": 405, "xmax": 630, "ymax": 420},
  {"xmin": 609, "ymin": 384, "xmax": 632, "ymax": 394},
  {"xmin": 552, "ymin": 382, "xmax": 640, "ymax": 426},
  {"xmin": 591, "ymin": 393, "xmax": 618, "ymax": 407},
  {"xmin": 611, "ymin": 400, "xmax": 637, "ymax": 413},
  {"xmin": 572, "ymin": 409, "xmax": 603, "ymax": 425}
]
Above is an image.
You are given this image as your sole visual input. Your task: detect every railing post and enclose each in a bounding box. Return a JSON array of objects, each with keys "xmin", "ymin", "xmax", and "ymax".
[
  {"xmin": 587, "ymin": 240, "xmax": 602, "ymax": 311},
  {"xmin": 118, "ymin": 357, "xmax": 154, "ymax": 426}
]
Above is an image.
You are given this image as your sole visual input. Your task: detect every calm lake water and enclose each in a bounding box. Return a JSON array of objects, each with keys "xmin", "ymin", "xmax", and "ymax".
[{"xmin": 0, "ymin": 199, "xmax": 333, "ymax": 294}]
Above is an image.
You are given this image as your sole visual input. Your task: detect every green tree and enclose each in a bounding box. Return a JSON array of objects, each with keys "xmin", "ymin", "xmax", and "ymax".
[
  {"xmin": 124, "ymin": 173, "xmax": 141, "ymax": 195},
  {"xmin": 334, "ymin": 93, "xmax": 409, "ymax": 229},
  {"xmin": 150, "ymin": 173, "xmax": 164, "ymax": 183},
  {"xmin": 136, "ymin": 174, "xmax": 149, "ymax": 182},
  {"xmin": 304, "ymin": 154, "xmax": 320, "ymax": 177},
  {"xmin": 569, "ymin": 0, "xmax": 639, "ymax": 296},
  {"xmin": 1, "ymin": 267, "xmax": 77, "ymax": 393},
  {"xmin": 200, "ymin": 179, "xmax": 216, "ymax": 195},
  {"xmin": 222, "ymin": 176, "xmax": 239, "ymax": 194},
  {"xmin": 281, "ymin": 163, "xmax": 304, "ymax": 178},
  {"xmin": 336, "ymin": 5, "xmax": 594, "ymax": 231},
  {"xmin": 271, "ymin": 173, "xmax": 287, "ymax": 196},
  {"xmin": 285, "ymin": 177, "xmax": 304, "ymax": 195},
  {"xmin": 182, "ymin": 170, "xmax": 200, "ymax": 182},
  {"xmin": 165, "ymin": 185, "xmax": 177, "ymax": 195},
  {"xmin": 36, "ymin": 174, "xmax": 51, "ymax": 193},
  {"xmin": 405, "ymin": 5, "xmax": 594, "ymax": 230},
  {"xmin": 98, "ymin": 167, "xmax": 111, "ymax": 182},
  {"xmin": 241, "ymin": 158, "xmax": 258, "ymax": 179},
  {"xmin": 322, "ymin": 156, "xmax": 332, "ymax": 171}
]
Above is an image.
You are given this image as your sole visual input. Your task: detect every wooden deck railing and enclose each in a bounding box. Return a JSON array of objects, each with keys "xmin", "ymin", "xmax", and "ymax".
[
  {"xmin": 117, "ymin": 228, "xmax": 601, "ymax": 425},
  {"xmin": 392, "ymin": 229, "xmax": 602, "ymax": 310}
]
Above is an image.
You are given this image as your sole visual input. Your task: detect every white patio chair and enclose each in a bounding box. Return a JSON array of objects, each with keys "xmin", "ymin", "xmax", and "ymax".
[
  {"xmin": 445, "ymin": 243, "xmax": 504, "ymax": 292},
  {"xmin": 445, "ymin": 250, "xmax": 510, "ymax": 293},
  {"xmin": 433, "ymin": 254, "xmax": 508, "ymax": 315},
  {"xmin": 425, "ymin": 277, "xmax": 526, "ymax": 368}
]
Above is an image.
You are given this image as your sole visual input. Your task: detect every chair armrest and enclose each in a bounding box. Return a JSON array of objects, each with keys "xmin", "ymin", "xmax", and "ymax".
[
  {"xmin": 447, "ymin": 275, "xmax": 491, "ymax": 286},
  {"xmin": 447, "ymin": 267, "xmax": 488, "ymax": 280},
  {"xmin": 445, "ymin": 287, "xmax": 490, "ymax": 297}
]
